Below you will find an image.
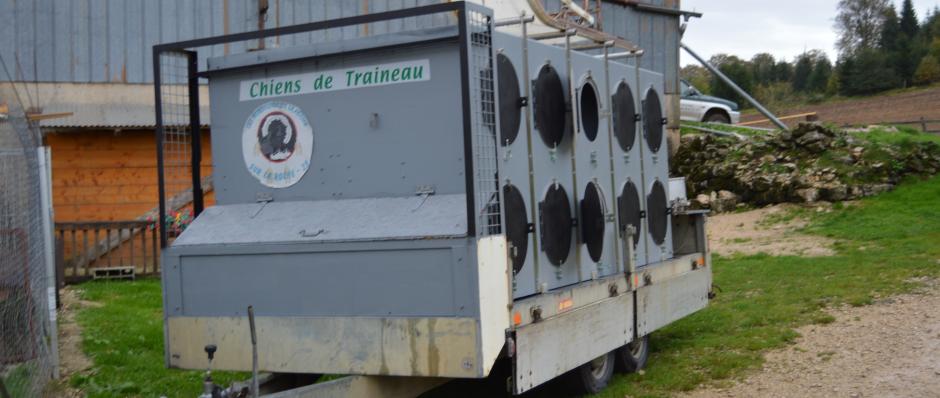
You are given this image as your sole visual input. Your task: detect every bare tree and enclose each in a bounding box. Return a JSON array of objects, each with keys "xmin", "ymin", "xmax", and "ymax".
[{"xmin": 835, "ymin": 0, "xmax": 891, "ymax": 56}]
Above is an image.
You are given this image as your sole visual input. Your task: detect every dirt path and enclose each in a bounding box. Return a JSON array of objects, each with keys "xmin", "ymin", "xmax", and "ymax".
[
  {"xmin": 685, "ymin": 208, "xmax": 940, "ymax": 398},
  {"xmin": 683, "ymin": 281, "xmax": 940, "ymax": 398},
  {"xmin": 706, "ymin": 204, "xmax": 835, "ymax": 257},
  {"xmin": 55, "ymin": 286, "xmax": 97, "ymax": 397}
]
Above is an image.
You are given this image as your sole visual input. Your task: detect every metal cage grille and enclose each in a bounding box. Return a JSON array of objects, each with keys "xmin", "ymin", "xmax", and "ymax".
[
  {"xmin": 0, "ymin": 109, "xmax": 57, "ymax": 397},
  {"xmin": 467, "ymin": 9, "xmax": 501, "ymax": 236},
  {"xmin": 155, "ymin": 50, "xmax": 204, "ymax": 248}
]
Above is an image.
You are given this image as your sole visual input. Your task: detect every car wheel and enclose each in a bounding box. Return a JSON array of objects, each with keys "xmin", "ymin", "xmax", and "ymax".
[
  {"xmin": 615, "ymin": 336, "xmax": 649, "ymax": 373},
  {"xmin": 704, "ymin": 111, "xmax": 731, "ymax": 124},
  {"xmin": 567, "ymin": 351, "xmax": 616, "ymax": 394}
]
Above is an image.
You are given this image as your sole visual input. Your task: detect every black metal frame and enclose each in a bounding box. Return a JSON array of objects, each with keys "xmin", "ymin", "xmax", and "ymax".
[{"xmin": 153, "ymin": 1, "xmax": 486, "ymax": 247}]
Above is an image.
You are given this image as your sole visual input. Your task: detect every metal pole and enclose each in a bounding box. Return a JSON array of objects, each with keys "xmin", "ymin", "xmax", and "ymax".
[
  {"xmin": 186, "ymin": 51, "xmax": 205, "ymax": 217},
  {"xmin": 37, "ymin": 147, "xmax": 60, "ymax": 379},
  {"xmin": 680, "ymin": 42, "xmax": 788, "ymax": 131},
  {"xmin": 248, "ymin": 306, "xmax": 259, "ymax": 398},
  {"xmin": 153, "ymin": 49, "xmax": 169, "ymax": 248}
]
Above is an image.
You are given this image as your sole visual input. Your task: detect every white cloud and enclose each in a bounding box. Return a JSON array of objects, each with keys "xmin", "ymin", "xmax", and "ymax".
[{"xmin": 679, "ymin": 0, "xmax": 940, "ymax": 66}]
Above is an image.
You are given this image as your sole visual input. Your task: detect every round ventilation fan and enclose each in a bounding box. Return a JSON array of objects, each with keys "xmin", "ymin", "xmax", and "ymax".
[
  {"xmin": 497, "ymin": 53, "xmax": 522, "ymax": 146},
  {"xmin": 618, "ymin": 180, "xmax": 642, "ymax": 247},
  {"xmin": 643, "ymin": 88, "xmax": 664, "ymax": 154},
  {"xmin": 533, "ymin": 64, "xmax": 567, "ymax": 148},
  {"xmin": 612, "ymin": 81, "xmax": 637, "ymax": 152},
  {"xmin": 540, "ymin": 184, "xmax": 573, "ymax": 266},
  {"xmin": 580, "ymin": 81, "xmax": 600, "ymax": 142},
  {"xmin": 647, "ymin": 180, "xmax": 669, "ymax": 246},
  {"xmin": 580, "ymin": 182, "xmax": 606, "ymax": 263},
  {"xmin": 503, "ymin": 183, "xmax": 529, "ymax": 274}
]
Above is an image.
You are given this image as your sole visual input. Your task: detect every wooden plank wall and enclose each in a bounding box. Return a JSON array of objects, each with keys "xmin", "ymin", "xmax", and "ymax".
[{"xmin": 46, "ymin": 129, "xmax": 213, "ymax": 222}]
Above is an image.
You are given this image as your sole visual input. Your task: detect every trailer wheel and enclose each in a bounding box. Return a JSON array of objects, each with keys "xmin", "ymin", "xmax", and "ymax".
[
  {"xmin": 615, "ymin": 336, "xmax": 649, "ymax": 373},
  {"xmin": 568, "ymin": 351, "xmax": 615, "ymax": 394}
]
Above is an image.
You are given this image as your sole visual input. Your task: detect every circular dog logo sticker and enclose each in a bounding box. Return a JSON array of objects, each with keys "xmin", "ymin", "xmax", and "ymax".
[{"xmin": 242, "ymin": 101, "xmax": 313, "ymax": 188}]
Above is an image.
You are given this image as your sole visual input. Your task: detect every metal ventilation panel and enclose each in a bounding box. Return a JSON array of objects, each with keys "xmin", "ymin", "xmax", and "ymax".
[
  {"xmin": 571, "ymin": 49, "xmax": 618, "ymax": 280},
  {"xmin": 607, "ymin": 59, "xmax": 649, "ymax": 267},
  {"xmin": 527, "ymin": 39, "xmax": 578, "ymax": 291},
  {"xmin": 638, "ymin": 67, "xmax": 673, "ymax": 264},
  {"xmin": 494, "ymin": 32, "xmax": 537, "ymax": 299}
]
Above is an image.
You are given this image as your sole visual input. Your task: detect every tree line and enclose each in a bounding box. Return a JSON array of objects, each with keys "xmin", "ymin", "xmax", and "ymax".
[{"xmin": 682, "ymin": 0, "xmax": 940, "ymax": 108}]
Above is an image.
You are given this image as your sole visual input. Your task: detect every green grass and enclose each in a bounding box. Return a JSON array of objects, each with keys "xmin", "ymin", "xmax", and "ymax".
[
  {"xmin": 680, "ymin": 121, "xmax": 773, "ymax": 138},
  {"xmin": 597, "ymin": 175, "xmax": 940, "ymax": 397},
  {"xmin": 70, "ymin": 280, "xmax": 246, "ymax": 398},
  {"xmin": 3, "ymin": 363, "xmax": 38, "ymax": 398},
  {"xmin": 853, "ymin": 126, "xmax": 940, "ymax": 146},
  {"xmin": 70, "ymin": 177, "xmax": 940, "ymax": 398}
]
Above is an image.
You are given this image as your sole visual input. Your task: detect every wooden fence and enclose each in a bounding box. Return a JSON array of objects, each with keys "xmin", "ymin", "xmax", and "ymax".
[{"xmin": 55, "ymin": 221, "xmax": 159, "ymax": 283}]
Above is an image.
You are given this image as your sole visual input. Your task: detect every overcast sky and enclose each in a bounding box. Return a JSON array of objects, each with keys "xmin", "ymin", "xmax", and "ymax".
[{"xmin": 679, "ymin": 0, "xmax": 940, "ymax": 66}]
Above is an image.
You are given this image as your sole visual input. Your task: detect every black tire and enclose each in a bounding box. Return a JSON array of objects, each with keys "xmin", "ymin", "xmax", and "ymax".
[
  {"xmin": 567, "ymin": 351, "xmax": 616, "ymax": 394},
  {"xmin": 704, "ymin": 111, "xmax": 731, "ymax": 124},
  {"xmin": 615, "ymin": 336, "xmax": 649, "ymax": 374}
]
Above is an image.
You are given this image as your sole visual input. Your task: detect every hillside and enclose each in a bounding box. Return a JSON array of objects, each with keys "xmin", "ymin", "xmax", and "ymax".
[{"xmin": 740, "ymin": 85, "xmax": 940, "ymax": 132}]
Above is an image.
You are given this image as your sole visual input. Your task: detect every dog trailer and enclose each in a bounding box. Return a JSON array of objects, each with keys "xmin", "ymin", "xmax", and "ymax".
[{"xmin": 155, "ymin": 2, "xmax": 711, "ymax": 396}]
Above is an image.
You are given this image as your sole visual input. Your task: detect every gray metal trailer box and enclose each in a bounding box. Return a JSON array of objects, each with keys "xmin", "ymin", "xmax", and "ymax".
[{"xmin": 163, "ymin": 7, "xmax": 510, "ymax": 378}]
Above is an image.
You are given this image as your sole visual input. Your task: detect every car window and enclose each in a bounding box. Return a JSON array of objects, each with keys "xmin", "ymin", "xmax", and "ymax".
[{"xmin": 681, "ymin": 80, "xmax": 691, "ymax": 96}]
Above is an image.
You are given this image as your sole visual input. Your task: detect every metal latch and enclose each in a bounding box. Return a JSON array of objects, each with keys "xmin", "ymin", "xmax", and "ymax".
[{"xmin": 413, "ymin": 185, "xmax": 436, "ymax": 211}]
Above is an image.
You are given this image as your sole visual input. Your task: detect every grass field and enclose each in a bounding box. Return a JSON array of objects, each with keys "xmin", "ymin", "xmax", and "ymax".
[
  {"xmin": 68, "ymin": 280, "xmax": 246, "ymax": 397},
  {"xmin": 69, "ymin": 176, "xmax": 940, "ymax": 397}
]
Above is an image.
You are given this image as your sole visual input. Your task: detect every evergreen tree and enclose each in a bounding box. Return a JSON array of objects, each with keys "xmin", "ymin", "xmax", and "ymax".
[
  {"xmin": 750, "ymin": 53, "xmax": 777, "ymax": 86},
  {"xmin": 880, "ymin": 5, "xmax": 900, "ymax": 51},
  {"xmin": 709, "ymin": 55, "xmax": 753, "ymax": 106},
  {"xmin": 792, "ymin": 54, "xmax": 814, "ymax": 92},
  {"xmin": 899, "ymin": 0, "xmax": 919, "ymax": 38},
  {"xmin": 808, "ymin": 57, "xmax": 833, "ymax": 93},
  {"xmin": 839, "ymin": 49, "xmax": 900, "ymax": 95},
  {"xmin": 896, "ymin": 0, "xmax": 922, "ymax": 86},
  {"xmin": 773, "ymin": 61, "xmax": 793, "ymax": 82},
  {"xmin": 826, "ymin": 70, "xmax": 842, "ymax": 96}
]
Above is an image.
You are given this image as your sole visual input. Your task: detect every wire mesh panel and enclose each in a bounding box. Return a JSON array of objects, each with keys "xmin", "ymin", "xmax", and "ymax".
[
  {"xmin": 0, "ymin": 111, "xmax": 57, "ymax": 397},
  {"xmin": 466, "ymin": 8, "xmax": 501, "ymax": 236},
  {"xmin": 155, "ymin": 50, "xmax": 204, "ymax": 248}
]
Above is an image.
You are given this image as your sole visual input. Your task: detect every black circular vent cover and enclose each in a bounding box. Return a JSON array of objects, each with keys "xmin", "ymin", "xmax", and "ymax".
[
  {"xmin": 612, "ymin": 82, "xmax": 637, "ymax": 152},
  {"xmin": 618, "ymin": 180, "xmax": 642, "ymax": 246},
  {"xmin": 497, "ymin": 54, "xmax": 522, "ymax": 146},
  {"xmin": 540, "ymin": 184, "xmax": 573, "ymax": 266},
  {"xmin": 580, "ymin": 182, "xmax": 606, "ymax": 263},
  {"xmin": 503, "ymin": 184, "xmax": 529, "ymax": 274},
  {"xmin": 647, "ymin": 180, "xmax": 669, "ymax": 246},
  {"xmin": 580, "ymin": 81, "xmax": 600, "ymax": 142},
  {"xmin": 533, "ymin": 64, "xmax": 567, "ymax": 148},
  {"xmin": 644, "ymin": 88, "xmax": 664, "ymax": 153}
]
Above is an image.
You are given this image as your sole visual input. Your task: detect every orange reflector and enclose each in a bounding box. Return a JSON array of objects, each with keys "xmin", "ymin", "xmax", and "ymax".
[
  {"xmin": 697, "ymin": 257, "xmax": 706, "ymax": 267},
  {"xmin": 633, "ymin": 274, "xmax": 639, "ymax": 287},
  {"xmin": 558, "ymin": 298, "xmax": 573, "ymax": 312},
  {"xmin": 513, "ymin": 311, "xmax": 522, "ymax": 326}
]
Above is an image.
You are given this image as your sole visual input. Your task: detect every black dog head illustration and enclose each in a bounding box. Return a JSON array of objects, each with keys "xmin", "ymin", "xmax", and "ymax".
[{"xmin": 258, "ymin": 113, "xmax": 297, "ymax": 162}]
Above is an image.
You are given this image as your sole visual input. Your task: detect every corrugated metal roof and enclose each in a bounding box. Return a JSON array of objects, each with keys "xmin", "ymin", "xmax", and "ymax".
[{"xmin": 0, "ymin": 83, "xmax": 209, "ymax": 129}]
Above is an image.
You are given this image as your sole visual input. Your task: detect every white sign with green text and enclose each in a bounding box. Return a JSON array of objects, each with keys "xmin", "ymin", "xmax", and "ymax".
[{"xmin": 239, "ymin": 59, "xmax": 431, "ymax": 101}]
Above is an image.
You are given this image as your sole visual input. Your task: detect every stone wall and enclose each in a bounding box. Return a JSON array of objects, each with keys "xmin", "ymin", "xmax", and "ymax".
[{"xmin": 672, "ymin": 124, "xmax": 940, "ymax": 211}]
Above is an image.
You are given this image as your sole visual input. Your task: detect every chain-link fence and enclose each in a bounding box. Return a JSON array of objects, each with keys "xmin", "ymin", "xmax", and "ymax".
[{"xmin": 0, "ymin": 107, "xmax": 58, "ymax": 397}]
